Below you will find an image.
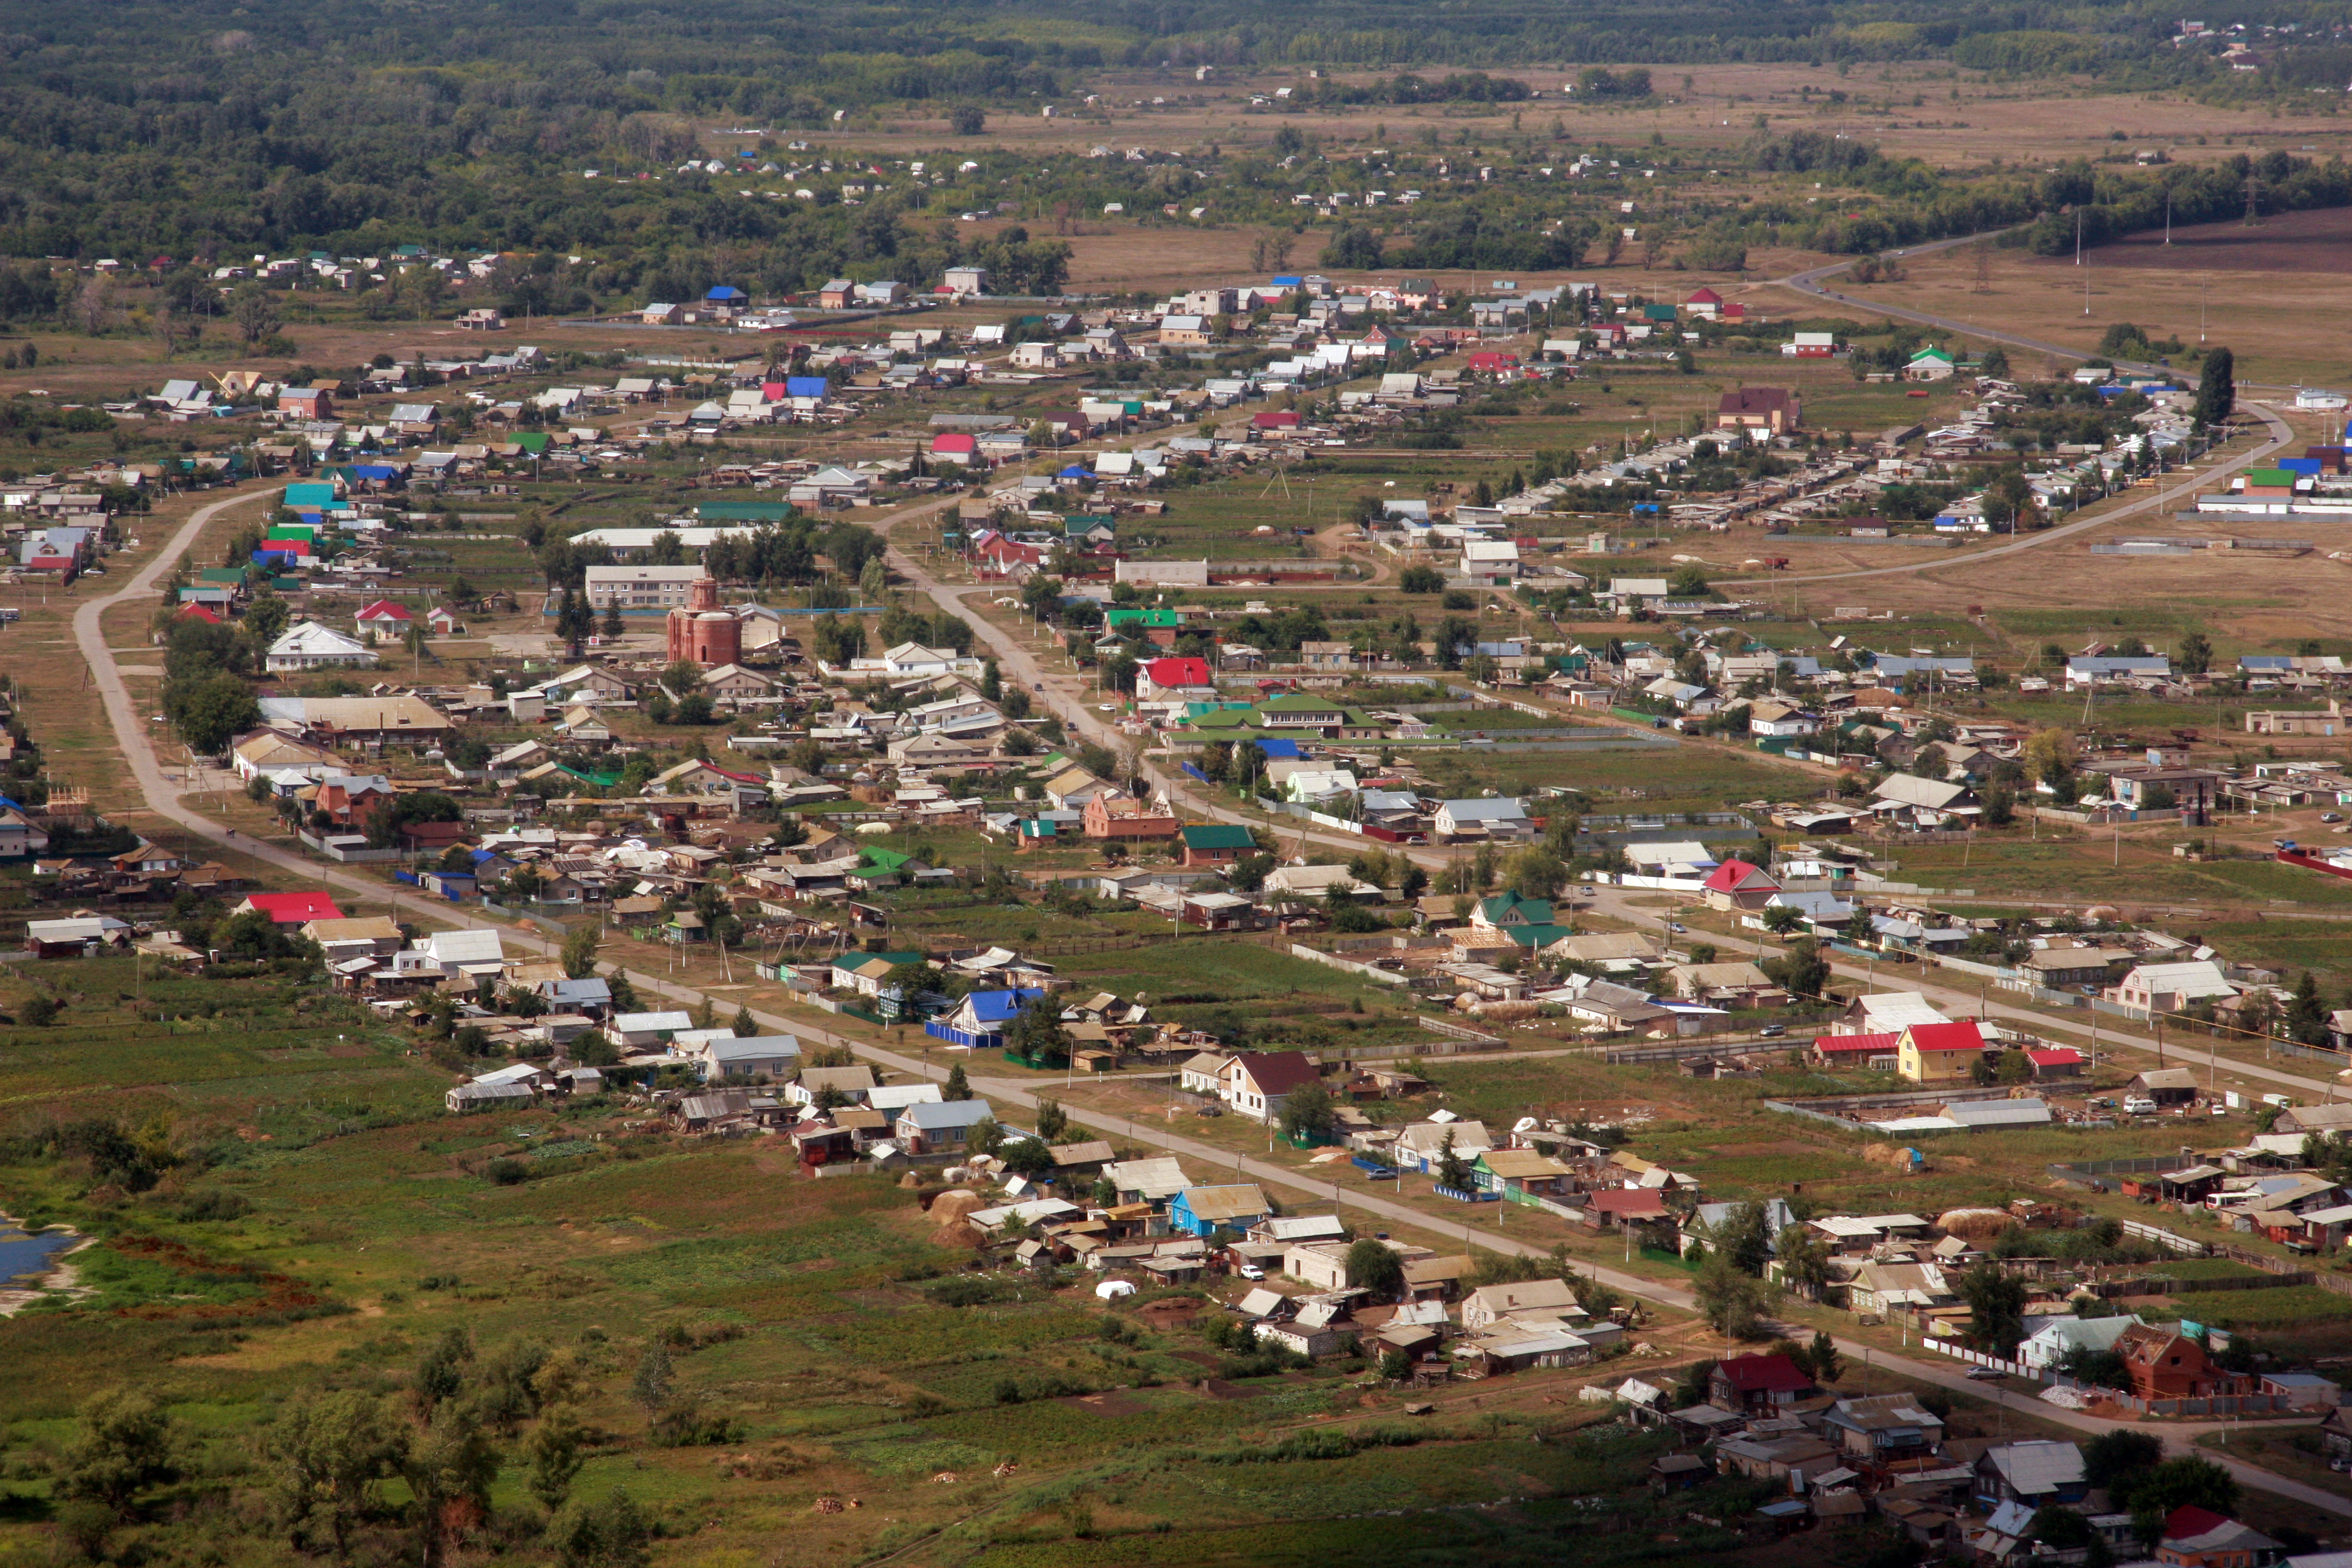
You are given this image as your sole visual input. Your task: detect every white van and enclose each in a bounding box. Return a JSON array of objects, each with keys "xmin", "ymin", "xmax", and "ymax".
[{"xmin": 2123, "ymin": 1096, "xmax": 2158, "ymax": 1116}]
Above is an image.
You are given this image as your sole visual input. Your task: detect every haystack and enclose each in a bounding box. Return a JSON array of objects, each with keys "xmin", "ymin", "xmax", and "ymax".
[
  {"xmin": 1937, "ymin": 1206, "xmax": 2013, "ymax": 1240},
  {"xmin": 929, "ymin": 1189, "xmax": 984, "ymax": 1226},
  {"xmin": 931, "ymin": 1219, "xmax": 986, "ymax": 1250}
]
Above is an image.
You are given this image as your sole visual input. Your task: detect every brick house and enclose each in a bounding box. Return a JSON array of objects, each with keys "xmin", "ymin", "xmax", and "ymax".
[{"xmin": 1082, "ymin": 795, "xmax": 1180, "ymax": 842}]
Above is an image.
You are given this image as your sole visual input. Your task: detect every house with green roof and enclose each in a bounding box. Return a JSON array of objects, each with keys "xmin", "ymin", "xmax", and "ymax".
[
  {"xmin": 1904, "ymin": 347, "xmax": 1957, "ymax": 382},
  {"xmin": 1251, "ymin": 692, "xmax": 1388, "ymax": 739},
  {"xmin": 1474, "ymin": 892, "xmax": 1553, "ymax": 931},
  {"xmin": 1105, "ymin": 607, "xmax": 1182, "ymax": 645},
  {"xmin": 1180, "ymin": 823, "xmax": 1258, "ymax": 867}
]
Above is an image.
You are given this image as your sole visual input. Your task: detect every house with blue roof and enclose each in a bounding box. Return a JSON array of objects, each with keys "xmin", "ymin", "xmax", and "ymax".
[{"xmin": 926, "ymin": 988, "xmax": 1050, "ymax": 1050}]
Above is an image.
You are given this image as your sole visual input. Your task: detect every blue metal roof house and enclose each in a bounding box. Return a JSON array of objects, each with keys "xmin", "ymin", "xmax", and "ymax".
[
  {"xmin": 1166, "ymin": 1184, "xmax": 1272, "ymax": 1237},
  {"xmin": 705, "ymin": 285, "xmax": 747, "ymax": 303},
  {"xmin": 925, "ymin": 987, "xmax": 1048, "ymax": 1050}
]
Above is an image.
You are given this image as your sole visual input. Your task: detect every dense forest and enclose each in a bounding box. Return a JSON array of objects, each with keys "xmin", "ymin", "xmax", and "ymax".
[{"xmin": 0, "ymin": 0, "xmax": 2343, "ymax": 282}]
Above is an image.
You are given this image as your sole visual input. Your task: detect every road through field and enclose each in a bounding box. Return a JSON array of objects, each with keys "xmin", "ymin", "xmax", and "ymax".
[{"xmin": 1743, "ymin": 238, "xmax": 2302, "ymax": 585}]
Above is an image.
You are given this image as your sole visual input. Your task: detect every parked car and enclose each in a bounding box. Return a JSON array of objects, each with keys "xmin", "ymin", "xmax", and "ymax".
[
  {"xmin": 1965, "ymin": 1367, "xmax": 2005, "ymax": 1382},
  {"xmin": 1758, "ymin": 1024, "xmax": 1786, "ymax": 1037},
  {"xmin": 1236, "ymin": 1264, "xmax": 1265, "ymax": 1281},
  {"xmin": 2123, "ymin": 1096, "xmax": 2158, "ymax": 1116}
]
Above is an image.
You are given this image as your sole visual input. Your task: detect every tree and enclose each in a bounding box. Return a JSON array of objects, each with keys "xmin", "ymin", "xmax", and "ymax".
[
  {"xmin": 229, "ymin": 283, "xmax": 283, "ymax": 347},
  {"xmin": 2191, "ymin": 347, "xmax": 2235, "ymax": 426},
  {"xmin": 2119, "ymin": 1456, "xmax": 2237, "ymax": 1543},
  {"xmin": 546, "ymin": 1487, "xmax": 653, "ymax": 1568},
  {"xmin": 1345, "ymin": 1238, "xmax": 1405, "ymax": 1299},
  {"xmin": 1434, "ymin": 1127, "xmax": 1472, "ymax": 1192},
  {"xmin": 1503, "ymin": 848, "xmax": 1567, "ymax": 901},
  {"xmin": 244, "ymin": 587, "xmax": 292, "ymax": 650},
  {"xmin": 1806, "ymin": 1329, "xmax": 1843, "ymax": 1384},
  {"xmin": 1958, "ymin": 1261, "xmax": 2028, "ymax": 1358},
  {"xmin": 1762, "ymin": 938, "xmax": 1829, "ymax": 1003},
  {"xmin": 2177, "ymin": 631, "xmax": 2212, "ymax": 676},
  {"xmin": 1005, "ymin": 995, "xmax": 1071, "ymax": 1067},
  {"xmin": 2025, "ymin": 726, "xmax": 2078, "ymax": 790},
  {"xmin": 1399, "ymin": 565, "xmax": 1444, "ymax": 593},
  {"xmin": 171, "ymin": 669, "xmax": 261, "ymax": 754},
  {"xmin": 998, "ymin": 1136, "xmax": 1055, "ymax": 1178},
  {"xmin": 1775, "ymin": 1223, "xmax": 1834, "ymax": 1299},
  {"xmin": 526, "ymin": 1408, "xmax": 586, "ymax": 1511},
  {"xmin": 949, "ymin": 105, "xmax": 987, "ymax": 136},
  {"xmin": 600, "ymin": 604, "xmax": 625, "ymax": 641},
  {"xmin": 404, "ymin": 1404, "xmax": 499, "ymax": 1568},
  {"xmin": 1034, "ymin": 1097, "xmax": 1069, "ymax": 1142},
  {"xmin": 59, "ymin": 1390, "xmax": 178, "ymax": 1518},
  {"xmin": 1666, "ymin": 563, "xmax": 1710, "ymax": 598},
  {"xmin": 560, "ymin": 926, "xmax": 600, "ymax": 980},
  {"xmin": 630, "ymin": 1341, "xmax": 673, "ymax": 1417},
  {"xmin": 943, "ymin": 1062, "xmax": 972, "ymax": 1102},
  {"xmin": 1761, "ymin": 905, "xmax": 1805, "ymax": 936},
  {"xmin": 1279, "ymin": 1078, "xmax": 1336, "ymax": 1143},
  {"xmin": 269, "ymin": 1390, "xmax": 408, "ymax": 1558},
  {"xmin": 2031, "ymin": 1506, "xmax": 2114, "ymax": 1568},
  {"xmin": 2082, "ymin": 1429, "xmax": 2164, "ymax": 1491},
  {"xmin": 1693, "ymin": 1254, "xmax": 1780, "ymax": 1340},
  {"xmin": 1709, "ymin": 1201, "xmax": 1774, "ymax": 1276},
  {"xmin": 732, "ymin": 1005, "xmax": 757, "ymax": 1036}
]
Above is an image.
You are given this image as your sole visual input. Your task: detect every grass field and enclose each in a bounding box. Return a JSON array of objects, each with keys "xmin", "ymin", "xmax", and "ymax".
[{"xmin": 0, "ymin": 955, "xmax": 1806, "ymax": 1568}]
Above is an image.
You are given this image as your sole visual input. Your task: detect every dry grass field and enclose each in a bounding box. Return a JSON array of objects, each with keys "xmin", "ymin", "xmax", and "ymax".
[
  {"xmin": 1821, "ymin": 230, "xmax": 2352, "ymax": 390},
  {"xmin": 737, "ymin": 62, "xmax": 2352, "ymax": 174}
]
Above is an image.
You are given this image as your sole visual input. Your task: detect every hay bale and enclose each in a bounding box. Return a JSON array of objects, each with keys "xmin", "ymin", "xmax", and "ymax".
[
  {"xmin": 1937, "ymin": 1207, "xmax": 2013, "ymax": 1240},
  {"xmin": 930, "ymin": 1189, "xmax": 984, "ymax": 1225},
  {"xmin": 932, "ymin": 1220, "xmax": 985, "ymax": 1249}
]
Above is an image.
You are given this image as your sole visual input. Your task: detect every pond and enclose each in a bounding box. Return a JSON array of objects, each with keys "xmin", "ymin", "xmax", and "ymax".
[{"xmin": 0, "ymin": 1221, "xmax": 77, "ymax": 1286}]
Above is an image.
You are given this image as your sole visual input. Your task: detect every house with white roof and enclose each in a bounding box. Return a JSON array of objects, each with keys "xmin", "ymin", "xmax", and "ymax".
[
  {"xmin": 2106, "ymin": 959, "xmax": 2236, "ymax": 1016},
  {"xmin": 266, "ymin": 621, "xmax": 377, "ymax": 673},
  {"xmin": 1432, "ymin": 798, "xmax": 1531, "ymax": 840}
]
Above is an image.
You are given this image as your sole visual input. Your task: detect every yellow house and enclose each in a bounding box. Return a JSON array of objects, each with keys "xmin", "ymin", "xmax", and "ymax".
[{"xmin": 1896, "ymin": 1020, "xmax": 1987, "ymax": 1083}]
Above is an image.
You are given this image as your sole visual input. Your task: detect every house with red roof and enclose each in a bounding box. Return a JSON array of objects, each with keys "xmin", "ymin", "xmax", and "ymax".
[
  {"xmin": 1700, "ymin": 858, "xmax": 1781, "ymax": 912},
  {"xmin": 1708, "ymin": 1352, "xmax": 1817, "ymax": 1414},
  {"xmin": 1685, "ymin": 287, "xmax": 1724, "ymax": 319},
  {"xmin": 1135, "ymin": 655, "xmax": 1214, "ymax": 703},
  {"xmin": 1809, "ymin": 1032, "xmax": 1899, "ymax": 1071},
  {"xmin": 2155, "ymin": 1505, "xmax": 2282, "ymax": 1568},
  {"xmin": 1465, "ymin": 351, "xmax": 1521, "ymax": 377},
  {"xmin": 973, "ymin": 534, "xmax": 1046, "ymax": 580},
  {"xmin": 1215, "ymin": 1050, "xmax": 1325, "ymax": 1124},
  {"xmin": 929, "ymin": 431, "xmax": 979, "ymax": 463},
  {"xmin": 1897, "ymin": 1019, "xmax": 1988, "ymax": 1083},
  {"xmin": 2027, "ymin": 1046, "xmax": 2087, "ymax": 1080},
  {"xmin": 354, "ymin": 600, "xmax": 412, "ymax": 642},
  {"xmin": 1582, "ymin": 1187, "xmax": 1670, "ymax": 1229},
  {"xmin": 235, "ymin": 891, "xmax": 345, "ymax": 924},
  {"xmin": 175, "ymin": 601, "xmax": 223, "ymax": 623}
]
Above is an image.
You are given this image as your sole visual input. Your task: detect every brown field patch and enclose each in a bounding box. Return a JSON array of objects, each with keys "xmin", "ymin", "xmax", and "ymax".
[
  {"xmin": 2031, "ymin": 204, "xmax": 2352, "ymax": 276},
  {"xmin": 1708, "ymin": 1140, "xmax": 1826, "ymax": 1158}
]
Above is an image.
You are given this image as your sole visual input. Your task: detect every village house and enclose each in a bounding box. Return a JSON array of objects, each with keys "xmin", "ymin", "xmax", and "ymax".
[
  {"xmin": 1897, "ymin": 1019, "xmax": 1988, "ymax": 1083},
  {"xmin": 1708, "ymin": 1352, "xmax": 1817, "ymax": 1415}
]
